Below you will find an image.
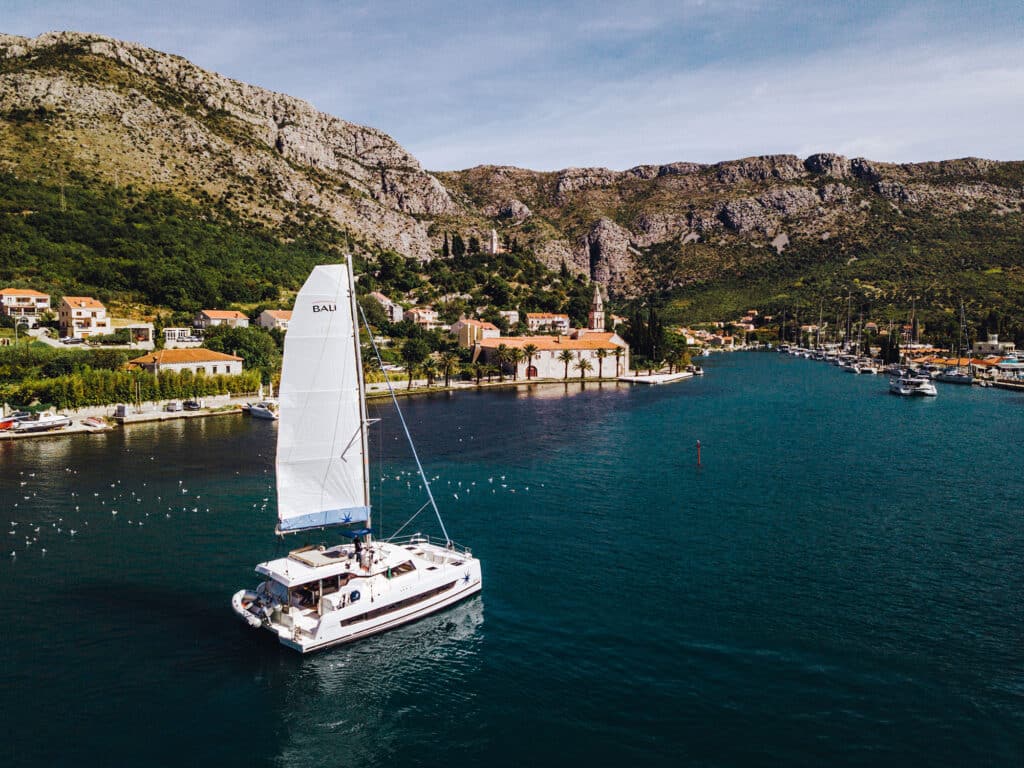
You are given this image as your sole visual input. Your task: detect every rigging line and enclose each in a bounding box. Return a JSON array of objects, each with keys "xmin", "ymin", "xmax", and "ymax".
[
  {"xmin": 357, "ymin": 300, "xmax": 451, "ymax": 544},
  {"xmin": 385, "ymin": 500, "xmax": 432, "ymax": 542}
]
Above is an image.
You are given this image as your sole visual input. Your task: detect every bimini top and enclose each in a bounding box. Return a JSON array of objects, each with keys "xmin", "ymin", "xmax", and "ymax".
[{"xmin": 275, "ymin": 263, "xmax": 370, "ymax": 533}]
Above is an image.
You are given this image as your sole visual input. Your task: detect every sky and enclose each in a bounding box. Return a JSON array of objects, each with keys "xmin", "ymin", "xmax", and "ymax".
[{"xmin": 2, "ymin": 1, "xmax": 1022, "ymax": 170}]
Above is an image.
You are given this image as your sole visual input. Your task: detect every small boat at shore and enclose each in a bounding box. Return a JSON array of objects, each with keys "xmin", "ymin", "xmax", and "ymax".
[
  {"xmin": 0, "ymin": 411, "xmax": 30, "ymax": 430},
  {"xmin": 13, "ymin": 411, "xmax": 72, "ymax": 432},
  {"xmin": 81, "ymin": 416, "xmax": 109, "ymax": 430},
  {"xmin": 248, "ymin": 401, "xmax": 279, "ymax": 420}
]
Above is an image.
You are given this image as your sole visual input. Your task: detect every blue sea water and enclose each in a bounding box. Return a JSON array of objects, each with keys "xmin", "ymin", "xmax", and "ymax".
[{"xmin": 1, "ymin": 352, "xmax": 1022, "ymax": 767}]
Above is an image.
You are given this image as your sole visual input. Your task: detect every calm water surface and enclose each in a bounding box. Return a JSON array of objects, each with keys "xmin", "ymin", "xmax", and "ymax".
[{"xmin": 1, "ymin": 352, "xmax": 1022, "ymax": 767}]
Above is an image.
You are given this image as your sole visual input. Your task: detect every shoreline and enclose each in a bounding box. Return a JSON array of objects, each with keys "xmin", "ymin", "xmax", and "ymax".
[{"xmin": 0, "ymin": 374, "xmax": 674, "ymax": 441}]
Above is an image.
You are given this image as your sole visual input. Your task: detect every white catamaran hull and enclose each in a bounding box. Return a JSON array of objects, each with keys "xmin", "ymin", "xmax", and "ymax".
[{"xmin": 234, "ymin": 539, "xmax": 482, "ymax": 653}]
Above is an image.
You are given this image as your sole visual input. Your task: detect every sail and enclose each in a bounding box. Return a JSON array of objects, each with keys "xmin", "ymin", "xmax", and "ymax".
[{"xmin": 276, "ymin": 263, "xmax": 369, "ymax": 532}]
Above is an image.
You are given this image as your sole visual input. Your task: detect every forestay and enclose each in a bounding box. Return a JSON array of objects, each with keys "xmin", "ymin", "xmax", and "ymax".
[{"xmin": 276, "ymin": 262, "xmax": 370, "ymax": 532}]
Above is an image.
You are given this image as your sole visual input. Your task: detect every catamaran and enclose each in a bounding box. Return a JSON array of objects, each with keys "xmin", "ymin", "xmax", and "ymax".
[{"xmin": 232, "ymin": 262, "xmax": 482, "ymax": 653}]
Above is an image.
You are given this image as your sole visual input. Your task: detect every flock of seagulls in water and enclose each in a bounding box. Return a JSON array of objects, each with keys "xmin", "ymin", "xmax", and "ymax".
[{"xmin": 5, "ymin": 454, "xmax": 542, "ymax": 563}]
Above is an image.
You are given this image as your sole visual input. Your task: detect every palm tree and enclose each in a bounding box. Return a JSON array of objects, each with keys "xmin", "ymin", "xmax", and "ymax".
[
  {"xmin": 575, "ymin": 356, "xmax": 593, "ymax": 381},
  {"xmin": 439, "ymin": 351, "xmax": 460, "ymax": 387},
  {"xmin": 510, "ymin": 348, "xmax": 526, "ymax": 381},
  {"xmin": 470, "ymin": 362, "xmax": 485, "ymax": 385},
  {"xmin": 595, "ymin": 348, "xmax": 609, "ymax": 379},
  {"xmin": 557, "ymin": 349, "xmax": 574, "ymax": 379},
  {"xmin": 486, "ymin": 364, "xmax": 498, "ymax": 383},
  {"xmin": 665, "ymin": 347, "xmax": 681, "ymax": 374},
  {"xmin": 495, "ymin": 344, "xmax": 510, "ymax": 382},
  {"xmin": 422, "ymin": 359, "xmax": 439, "ymax": 387},
  {"xmin": 613, "ymin": 346, "xmax": 623, "ymax": 376},
  {"xmin": 522, "ymin": 343, "xmax": 539, "ymax": 379}
]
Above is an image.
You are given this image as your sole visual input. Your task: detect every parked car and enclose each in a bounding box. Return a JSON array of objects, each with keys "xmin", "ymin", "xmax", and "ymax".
[
  {"xmin": 164, "ymin": 401, "xmax": 183, "ymax": 412},
  {"xmin": 183, "ymin": 400, "xmax": 203, "ymax": 411},
  {"xmin": 60, "ymin": 337, "xmax": 84, "ymax": 345}
]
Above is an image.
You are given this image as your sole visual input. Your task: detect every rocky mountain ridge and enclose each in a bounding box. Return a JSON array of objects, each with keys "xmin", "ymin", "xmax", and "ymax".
[{"xmin": 2, "ymin": 31, "xmax": 1022, "ymax": 307}]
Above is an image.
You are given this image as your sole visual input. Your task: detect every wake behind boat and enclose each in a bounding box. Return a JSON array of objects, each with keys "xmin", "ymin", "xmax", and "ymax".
[{"xmin": 232, "ymin": 261, "xmax": 482, "ymax": 653}]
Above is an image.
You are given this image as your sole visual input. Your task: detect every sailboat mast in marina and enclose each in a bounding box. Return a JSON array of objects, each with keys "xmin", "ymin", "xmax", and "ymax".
[{"xmin": 232, "ymin": 260, "xmax": 482, "ymax": 653}]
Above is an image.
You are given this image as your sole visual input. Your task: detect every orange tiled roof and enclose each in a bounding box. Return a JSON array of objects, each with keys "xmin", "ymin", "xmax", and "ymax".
[
  {"xmin": 128, "ymin": 349, "xmax": 243, "ymax": 365},
  {"xmin": 263, "ymin": 310, "xmax": 292, "ymax": 319},
  {"xmin": 62, "ymin": 296, "xmax": 105, "ymax": 309},
  {"xmin": 0, "ymin": 287, "xmax": 49, "ymax": 297},
  {"xmin": 477, "ymin": 335, "xmax": 623, "ymax": 351},
  {"xmin": 200, "ymin": 309, "xmax": 248, "ymax": 320},
  {"xmin": 463, "ymin": 319, "xmax": 499, "ymax": 330}
]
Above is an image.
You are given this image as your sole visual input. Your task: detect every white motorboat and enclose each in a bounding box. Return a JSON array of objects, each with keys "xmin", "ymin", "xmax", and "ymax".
[
  {"xmin": 12, "ymin": 410, "xmax": 72, "ymax": 432},
  {"xmin": 889, "ymin": 374, "xmax": 938, "ymax": 397},
  {"xmin": 232, "ymin": 262, "xmax": 481, "ymax": 653},
  {"xmin": 934, "ymin": 368, "xmax": 973, "ymax": 385}
]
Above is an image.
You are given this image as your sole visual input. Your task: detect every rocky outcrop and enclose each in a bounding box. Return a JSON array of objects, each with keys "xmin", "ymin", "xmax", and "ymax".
[
  {"xmin": 875, "ymin": 180, "xmax": 918, "ymax": 205},
  {"xmin": 496, "ymin": 199, "xmax": 531, "ymax": 220},
  {"xmin": 581, "ymin": 219, "xmax": 633, "ymax": 290},
  {"xmin": 714, "ymin": 155, "xmax": 806, "ymax": 184},
  {"xmin": 554, "ymin": 167, "xmax": 619, "ymax": 203},
  {"xmin": 805, "ymin": 153, "xmax": 850, "ymax": 178},
  {"xmin": 631, "ymin": 212, "xmax": 690, "ymax": 246},
  {"xmin": 0, "ymin": 31, "xmax": 455, "ymax": 259},
  {"xmin": 850, "ymin": 158, "xmax": 883, "ymax": 183}
]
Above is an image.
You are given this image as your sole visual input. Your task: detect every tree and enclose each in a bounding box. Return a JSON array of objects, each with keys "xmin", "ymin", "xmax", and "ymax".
[
  {"xmin": 439, "ymin": 351, "xmax": 459, "ymax": 387},
  {"xmin": 470, "ymin": 362, "xmax": 485, "ymax": 384},
  {"xmin": 422, "ymin": 358, "xmax": 439, "ymax": 387},
  {"xmin": 557, "ymin": 348, "xmax": 574, "ymax": 379},
  {"xmin": 494, "ymin": 344, "xmax": 510, "ymax": 382},
  {"xmin": 594, "ymin": 348, "xmax": 608, "ymax": 378},
  {"xmin": 510, "ymin": 348, "xmax": 526, "ymax": 381},
  {"xmin": 468, "ymin": 235, "xmax": 480, "ymax": 254},
  {"xmin": 522, "ymin": 343, "xmax": 538, "ymax": 379},
  {"xmin": 574, "ymin": 356, "xmax": 593, "ymax": 381},
  {"xmin": 613, "ymin": 346, "xmax": 623, "ymax": 376},
  {"xmin": 400, "ymin": 337, "xmax": 430, "ymax": 389},
  {"xmin": 451, "ymin": 233, "xmax": 466, "ymax": 258},
  {"xmin": 203, "ymin": 325, "xmax": 280, "ymax": 374},
  {"xmin": 442, "ymin": 232, "xmax": 450, "ymax": 258}
]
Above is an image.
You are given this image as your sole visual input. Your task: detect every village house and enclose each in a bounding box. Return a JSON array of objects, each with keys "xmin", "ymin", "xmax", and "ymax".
[
  {"xmin": 973, "ymin": 333, "xmax": 1016, "ymax": 357},
  {"xmin": 128, "ymin": 348, "xmax": 244, "ymax": 376},
  {"xmin": 526, "ymin": 312, "xmax": 571, "ymax": 333},
  {"xmin": 115, "ymin": 321, "xmax": 155, "ymax": 349},
  {"xmin": 451, "ymin": 317, "xmax": 500, "ymax": 348},
  {"xmin": 404, "ymin": 307, "xmax": 441, "ymax": 330},
  {"xmin": 369, "ymin": 291, "xmax": 405, "ymax": 323},
  {"xmin": 59, "ymin": 296, "xmax": 111, "ymax": 339},
  {"xmin": 194, "ymin": 309, "xmax": 249, "ymax": 329},
  {"xmin": 256, "ymin": 309, "xmax": 292, "ymax": 331},
  {"xmin": 498, "ymin": 309, "xmax": 520, "ymax": 327},
  {"xmin": 163, "ymin": 327, "xmax": 203, "ymax": 348},
  {"xmin": 0, "ymin": 288, "xmax": 50, "ymax": 327}
]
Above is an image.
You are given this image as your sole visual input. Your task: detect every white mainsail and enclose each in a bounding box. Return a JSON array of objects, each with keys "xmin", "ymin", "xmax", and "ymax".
[{"xmin": 276, "ymin": 262, "xmax": 369, "ymax": 532}]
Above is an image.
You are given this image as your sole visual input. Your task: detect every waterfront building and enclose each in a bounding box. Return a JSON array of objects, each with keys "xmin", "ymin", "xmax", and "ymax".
[
  {"xmin": 473, "ymin": 330, "xmax": 629, "ymax": 379},
  {"xmin": 451, "ymin": 317, "xmax": 500, "ymax": 348},
  {"xmin": 128, "ymin": 348, "xmax": 243, "ymax": 376},
  {"xmin": 195, "ymin": 309, "xmax": 249, "ymax": 329},
  {"xmin": 369, "ymin": 291, "xmax": 405, "ymax": 323},
  {"xmin": 256, "ymin": 309, "xmax": 292, "ymax": 331},
  {"xmin": 59, "ymin": 296, "xmax": 111, "ymax": 339},
  {"xmin": 526, "ymin": 312, "xmax": 571, "ymax": 333},
  {"xmin": 404, "ymin": 307, "xmax": 441, "ymax": 330},
  {"xmin": 0, "ymin": 288, "xmax": 50, "ymax": 327},
  {"xmin": 973, "ymin": 334, "xmax": 1016, "ymax": 356}
]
